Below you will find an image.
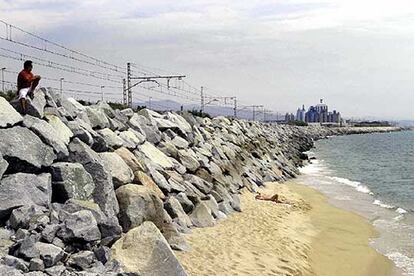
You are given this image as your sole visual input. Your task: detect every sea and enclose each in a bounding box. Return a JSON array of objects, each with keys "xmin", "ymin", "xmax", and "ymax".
[{"xmin": 298, "ymin": 130, "xmax": 414, "ymax": 275}]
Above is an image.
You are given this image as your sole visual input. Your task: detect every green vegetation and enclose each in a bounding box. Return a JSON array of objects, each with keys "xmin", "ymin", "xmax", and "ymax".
[
  {"xmin": 288, "ymin": 120, "xmax": 308, "ymax": 126},
  {"xmin": 0, "ymin": 90, "xmax": 17, "ymax": 102},
  {"xmin": 187, "ymin": 109, "xmax": 212, "ymax": 119}
]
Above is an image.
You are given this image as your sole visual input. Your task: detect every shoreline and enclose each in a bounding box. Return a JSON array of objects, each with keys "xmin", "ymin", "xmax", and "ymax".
[{"xmin": 176, "ymin": 182, "xmax": 396, "ymax": 276}]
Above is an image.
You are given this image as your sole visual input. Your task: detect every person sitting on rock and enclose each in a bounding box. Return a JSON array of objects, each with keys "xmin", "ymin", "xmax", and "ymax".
[
  {"xmin": 255, "ymin": 192, "xmax": 283, "ymax": 203},
  {"xmin": 17, "ymin": 60, "xmax": 41, "ymax": 113}
]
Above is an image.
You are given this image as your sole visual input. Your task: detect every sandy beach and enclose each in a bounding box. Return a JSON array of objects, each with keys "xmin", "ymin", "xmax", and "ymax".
[{"xmin": 176, "ymin": 182, "xmax": 396, "ymax": 276}]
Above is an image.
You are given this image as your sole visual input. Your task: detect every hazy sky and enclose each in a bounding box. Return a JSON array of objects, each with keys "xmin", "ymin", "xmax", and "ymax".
[{"xmin": 1, "ymin": 0, "xmax": 414, "ymax": 119}]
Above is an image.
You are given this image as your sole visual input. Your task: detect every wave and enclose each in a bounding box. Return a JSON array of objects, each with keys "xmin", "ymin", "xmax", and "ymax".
[
  {"xmin": 373, "ymin": 199, "xmax": 395, "ymax": 209},
  {"xmin": 386, "ymin": 252, "xmax": 414, "ymax": 275},
  {"xmin": 327, "ymin": 176, "xmax": 373, "ymax": 195}
]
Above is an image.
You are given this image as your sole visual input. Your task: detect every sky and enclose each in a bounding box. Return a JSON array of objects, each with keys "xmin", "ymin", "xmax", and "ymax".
[{"xmin": 1, "ymin": 0, "xmax": 414, "ymax": 120}]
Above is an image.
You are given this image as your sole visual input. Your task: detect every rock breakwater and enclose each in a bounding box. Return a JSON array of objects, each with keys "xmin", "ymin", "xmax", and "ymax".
[{"xmin": 0, "ymin": 89, "xmax": 400, "ymax": 275}]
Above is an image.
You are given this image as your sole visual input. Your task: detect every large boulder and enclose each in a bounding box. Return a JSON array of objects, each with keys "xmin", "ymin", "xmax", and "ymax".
[
  {"xmin": 68, "ymin": 138, "xmax": 119, "ymax": 217},
  {"xmin": 50, "ymin": 162, "xmax": 95, "ymax": 202},
  {"xmin": 99, "ymin": 152, "xmax": 134, "ymax": 188},
  {"xmin": 60, "ymin": 199, "xmax": 122, "ymax": 242},
  {"xmin": 114, "ymin": 147, "xmax": 146, "ymax": 173},
  {"xmin": 164, "ymin": 197, "xmax": 192, "ymax": 229},
  {"xmin": 133, "ymin": 171, "xmax": 165, "ymax": 199},
  {"xmin": 137, "ymin": 142, "xmax": 173, "ymax": 169},
  {"xmin": 96, "ymin": 128, "xmax": 124, "ymax": 149},
  {"xmin": 0, "ymin": 126, "xmax": 56, "ymax": 172},
  {"xmin": 22, "ymin": 115, "xmax": 69, "ymax": 159},
  {"xmin": 0, "ymin": 97, "xmax": 23, "ymax": 127},
  {"xmin": 115, "ymin": 184, "xmax": 164, "ymax": 232},
  {"xmin": 85, "ymin": 106, "xmax": 110, "ymax": 129},
  {"xmin": 58, "ymin": 210, "xmax": 101, "ymax": 242},
  {"xmin": 190, "ymin": 202, "xmax": 215, "ymax": 228},
  {"xmin": 10, "ymin": 88, "xmax": 46, "ymax": 118},
  {"xmin": 0, "ymin": 173, "xmax": 51, "ymax": 220},
  {"xmin": 177, "ymin": 149, "xmax": 200, "ymax": 172},
  {"xmin": 112, "ymin": 221, "xmax": 187, "ymax": 276},
  {"xmin": 44, "ymin": 115, "xmax": 73, "ymax": 145},
  {"xmin": 118, "ymin": 130, "xmax": 145, "ymax": 149}
]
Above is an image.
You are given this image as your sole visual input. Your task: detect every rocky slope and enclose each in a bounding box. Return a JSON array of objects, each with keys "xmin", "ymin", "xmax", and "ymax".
[{"xmin": 0, "ymin": 88, "xmax": 400, "ymax": 276}]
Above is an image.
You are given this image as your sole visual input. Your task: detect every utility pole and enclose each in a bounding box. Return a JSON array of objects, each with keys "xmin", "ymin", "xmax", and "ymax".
[
  {"xmin": 233, "ymin": 97, "xmax": 237, "ymax": 118},
  {"xmin": 127, "ymin": 63, "xmax": 132, "ymax": 108},
  {"xmin": 122, "ymin": 78, "xmax": 127, "ymax": 106},
  {"xmin": 59, "ymin": 78, "xmax": 64, "ymax": 96},
  {"xmin": 252, "ymin": 105, "xmax": 264, "ymax": 121},
  {"xmin": 200, "ymin": 86, "xmax": 204, "ymax": 114},
  {"xmin": 1, "ymin": 67, "xmax": 5, "ymax": 93},
  {"xmin": 126, "ymin": 62, "xmax": 185, "ymax": 109},
  {"xmin": 149, "ymin": 96, "xmax": 152, "ymax": 110},
  {"xmin": 100, "ymin": 85, "xmax": 105, "ymax": 102}
]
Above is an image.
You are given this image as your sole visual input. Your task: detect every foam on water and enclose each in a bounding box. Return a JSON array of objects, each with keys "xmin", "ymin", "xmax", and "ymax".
[
  {"xmin": 386, "ymin": 252, "xmax": 414, "ymax": 275},
  {"xmin": 373, "ymin": 199, "xmax": 395, "ymax": 209},
  {"xmin": 328, "ymin": 176, "xmax": 373, "ymax": 195}
]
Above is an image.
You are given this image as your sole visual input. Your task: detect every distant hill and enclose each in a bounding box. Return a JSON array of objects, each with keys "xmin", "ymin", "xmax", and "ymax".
[{"xmin": 133, "ymin": 99, "xmax": 284, "ymax": 121}]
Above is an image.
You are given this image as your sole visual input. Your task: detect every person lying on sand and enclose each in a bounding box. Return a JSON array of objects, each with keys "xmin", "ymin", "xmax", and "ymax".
[{"xmin": 255, "ymin": 193, "xmax": 283, "ymax": 203}]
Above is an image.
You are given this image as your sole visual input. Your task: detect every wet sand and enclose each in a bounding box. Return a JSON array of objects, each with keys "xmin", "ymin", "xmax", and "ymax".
[{"xmin": 176, "ymin": 182, "xmax": 396, "ymax": 276}]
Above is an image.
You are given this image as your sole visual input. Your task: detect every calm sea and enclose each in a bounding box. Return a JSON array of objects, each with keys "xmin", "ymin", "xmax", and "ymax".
[{"xmin": 298, "ymin": 130, "xmax": 414, "ymax": 275}]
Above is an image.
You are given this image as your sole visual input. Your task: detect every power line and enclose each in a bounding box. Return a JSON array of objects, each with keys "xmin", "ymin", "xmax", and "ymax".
[{"xmin": 0, "ymin": 19, "xmax": 124, "ymax": 73}]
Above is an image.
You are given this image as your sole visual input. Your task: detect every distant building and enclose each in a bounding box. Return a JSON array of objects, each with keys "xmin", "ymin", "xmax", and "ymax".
[
  {"xmin": 296, "ymin": 105, "xmax": 306, "ymax": 122},
  {"xmin": 295, "ymin": 99, "xmax": 342, "ymax": 125},
  {"xmin": 285, "ymin": 112, "xmax": 295, "ymax": 123}
]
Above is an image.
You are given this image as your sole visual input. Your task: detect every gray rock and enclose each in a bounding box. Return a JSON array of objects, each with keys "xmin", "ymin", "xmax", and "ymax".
[
  {"xmin": 112, "ymin": 221, "xmax": 187, "ymax": 276},
  {"xmin": 60, "ymin": 199, "xmax": 122, "ymax": 241},
  {"xmin": 218, "ymin": 201, "xmax": 234, "ymax": 215},
  {"xmin": 116, "ymin": 184, "xmax": 165, "ymax": 232},
  {"xmin": 190, "ymin": 202, "xmax": 215, "ymax": 228},
  {"xmin": 85, "ymin": 107, "xmax": 110, "ymax": 129},
  {"xmin": 3, "ymin": 255, "xmax": 29, "ymax": 272},
  {"xmin": 58, "ymin": 210, "xmax": 101, "ymax": 242},
  {"xmin": 137, "ymin": 142, "xmax": 173, "ymax": 169},
  {"xmin": 44, "ymin": 115, "xmax": 73, "ymax": 145},
  {"xmin": 41, "ymin": 224, "xmax": 60, "ymax": 243},
  {"xmin": 18, "ymin": 235, "xmax": 39, "ymax": 259},
  {"xmin": 10, "ymin": 89, "xmax": 46, "ymax": 118},
  {"xmin": 0, "ymin": 96, "xmax": 23, "ymax": 127},
  {"xmin": 164, "ymin": 197, "xmax": 192, "ymax": 229},
  {"xmin": 160, "ymin": 223, "xmax": 190, "ymax": 251},
  {"xmin": 93, "ymin": 246, "xmax": 110, "ymax": 264},
  {"xmin": 29, "ymin": 258, "xmax": 44, "ymax": 272},
  {"xmin": 118, "ymin": 130, "xmax": 144, "ymax": 149},
  {"xmin": 0, "ymin": 228, "xmax": 13, "ymax": 258},
  {"xmin": 184, "ymin": 174, "xmax": 213, "ymax": 194},
  {"xmin": 0, "ymin": 153, "xmax": 8, "ymax": 179},
  {"xmin": 99, "ymin": 152, "xmax": 134, "ymax": 188},
  {"xmin": 51, "ymin": 162, "xmax": 95, "ymax": 202},
  {"xmin": 114, "ymin": 147, "xmax": 146, "ymax": 173},
  {"xmin": 171, "ymin": 136, "xmax": 189, "ymax": 149},
  {"xmin": 147, "ymin": 166, "xmax": 172, "ymax": 192},
  {"xmin": 66, "ymin": 120, "xmax": 94, "ymax": 146},
  {"xmin": 96, "ymin": 128, "xmax": 124, "ymax": 149},
  {"xmin": 0, "ymin": 173, "xmax": 51, "ymax": 220},
  {"xmin": 35, "ymin": 242, "xmax": 64, "ymax": 268},
  {"xmin": 44, "ymin": 265, "xmax": 66, "ymax": 276},
  {"xmin": 175, "ymin": 193, "xmax": 194, "ymax": 213},
  {"xmin": 0, "ymin": 263, "xmax": 25, "ymax": 275},
  {"xmin": 231, "ymin": 193, "xmax": 242, "ymax": 212},
  {"xmin": 177, "ymin": 149, "xmax": 200, "ymax": 172},
  {"xmin": 207, "ymin": 196, "xmax": 228, "ymax": 220},
  {"xmin": 0, "ymin": 126, "xmax": 56, "ymax": 171},
  {"xmin": 68, "ymin": 138, "xmax": 119, "ymax": 217},
  {"xmin": 9, "ymin": 205, "xmax": 47, "ymax": 230},
  {"xmin": 67, "ymin": 250, "xmax": 96, "ymax": 270},
  {"xmin": 22, "ymin": 115, "xmax": 69, "ymax": 159}
]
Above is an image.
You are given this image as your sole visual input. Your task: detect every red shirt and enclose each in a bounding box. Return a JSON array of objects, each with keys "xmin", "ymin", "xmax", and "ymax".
[{"xmin": 17, "ymin": 69, "xmax": 34, "ymax": 91}]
